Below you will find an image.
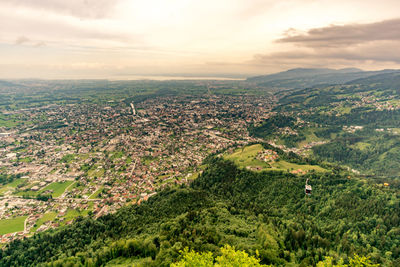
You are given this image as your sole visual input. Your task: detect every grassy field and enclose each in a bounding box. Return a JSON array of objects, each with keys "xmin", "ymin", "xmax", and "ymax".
[
  {"xmin": 271, "ymin": 160, "xmax": 326, "ymax": 172},
  {"xmin": 67, "ymin": 181, "xmax": 85, "ymax": 192},
  {"xmin": 63, "ymin": 181, "xmax": 76, "ymax": 192},
  {"xmin": 15, "ymin": 181, "xmax": 74, "ymax": 198},
  {"xmin": 0, "ymin": 216, "xmax": 27, "ymax": 235},
  {"xmin": 89, "ymin": 186, "xmax": 103, "ymax": 199},
  {"xmin": 186, "ymin": 172, "xmax": 200, "ymax": 181},
  {"xmin": 14, "ymin": 186, "xmax": 38, "ymax": 197},
  {"xmin": 4, "ymin": 179, "xmax": 26, "ymax": 188},
  {"xmin": 60, "ymin": 207, "xmax": 92, "ymax": 226},
  {"xmin": 39, "ymin": 181, "xmax": 74, "ymax": 198},
  {"xmin": 224, "ymin": 144, "xmax": 326, "ymax": 173},
  {"xmin": 224, "ymin": 144, "xmax": 270, "ymax": 169},
  {"xmin": 30, "ymin": 212, "xmax": 58, "ymax": 233},
  {"xmin": 63, "ymin": 209, "xmax": 80, "ymax": 222},
  {"xmin": 0, "ymin": 178, "xmax": 27, "ymax": 195}
]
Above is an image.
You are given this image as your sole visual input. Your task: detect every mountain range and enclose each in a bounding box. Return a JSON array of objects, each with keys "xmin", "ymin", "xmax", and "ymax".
[{"xmin": 246, "ymin": 68, "xmax": 400, "ymax": 89}]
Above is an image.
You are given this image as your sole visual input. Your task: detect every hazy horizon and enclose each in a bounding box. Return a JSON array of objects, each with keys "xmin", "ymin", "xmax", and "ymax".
[{"xmin": 1, "ymin": 0, "xmax": 400, "ymax": 79}]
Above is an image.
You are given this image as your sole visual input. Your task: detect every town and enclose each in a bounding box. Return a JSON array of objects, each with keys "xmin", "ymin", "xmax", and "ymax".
[
  {"xmin": 1, "ymin": 79, "xmax": 399, "ymax": 244},
  {"xmin": 0, "ymin": 93, "xmax": 274, "ymax": 243}
]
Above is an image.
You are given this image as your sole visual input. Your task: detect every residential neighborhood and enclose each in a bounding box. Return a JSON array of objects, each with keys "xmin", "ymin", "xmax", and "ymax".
[{"xmin": 0, "ymin": 93, "xmax": 274, "ymax": 242}]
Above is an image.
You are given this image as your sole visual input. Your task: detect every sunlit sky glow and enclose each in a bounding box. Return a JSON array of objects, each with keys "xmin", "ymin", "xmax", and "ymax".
[{"xmin": 1, "ymin": 0, "xmax": 400, "ymax": 79}]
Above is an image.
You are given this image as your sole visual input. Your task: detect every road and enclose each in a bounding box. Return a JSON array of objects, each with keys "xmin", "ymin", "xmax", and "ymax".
[{"xmin": 24, "ymin": 216, "xmax": 30, "ymax": 233}]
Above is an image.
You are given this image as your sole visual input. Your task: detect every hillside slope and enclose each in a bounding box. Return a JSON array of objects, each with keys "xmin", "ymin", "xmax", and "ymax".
[
  {"xmin": 246, "ymin": 68, "xmax": 400, "ymax": 90},
  {"xmin": 0, "ymin": 157, "xmax": 398, "ymax": 266}
]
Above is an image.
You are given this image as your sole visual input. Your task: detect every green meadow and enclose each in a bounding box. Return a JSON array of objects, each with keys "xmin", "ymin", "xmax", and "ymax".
[
  {"xmin": 0, "ymin": 216, "xmax": 27, "ymax": 235},
  {"xmin": 224, "ymin": 144, "xmax": 326, "ymax": 173}
]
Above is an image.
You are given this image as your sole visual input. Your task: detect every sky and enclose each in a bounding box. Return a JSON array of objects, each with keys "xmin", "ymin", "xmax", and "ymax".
[{"xmin": 1, "ymin": 0, "xmax": 400, "ymax": 79}]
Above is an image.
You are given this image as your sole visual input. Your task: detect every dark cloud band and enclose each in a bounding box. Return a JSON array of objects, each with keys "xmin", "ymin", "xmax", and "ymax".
[
  {"xmin": 250, "ymin": 18, "xmax": 400, "ymax": 69},
  {"xmin": 278, "ymin": 18, "xmax": 400, "ymax": 47}
]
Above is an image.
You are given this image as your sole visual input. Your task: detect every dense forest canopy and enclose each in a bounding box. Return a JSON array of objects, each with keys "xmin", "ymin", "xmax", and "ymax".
[{"xmin": 1, "ymin": 158, "xmax": 398, "ymax": 266}]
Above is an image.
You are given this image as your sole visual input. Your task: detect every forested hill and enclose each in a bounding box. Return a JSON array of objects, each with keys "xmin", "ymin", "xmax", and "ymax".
[
  {"xmin": 1, "ymin": 158, "xmax": 399, "ymax": 266},
  {"xmin": 246, "ymin": 68, "xmax": 400, "ymax": 90},
  {"xmin": 252, "ymin": 71, "xmax": 400, "ymax": 177}
]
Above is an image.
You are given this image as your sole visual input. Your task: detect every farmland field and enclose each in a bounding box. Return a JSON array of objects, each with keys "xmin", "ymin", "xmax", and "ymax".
[
  {"xmin": 41, "ymin": 181, "xmax": 74, "ymax": 198},
  {"xmin": 0, "ymin": 216, "xmax": 27, "ymax": 235},
  {"xmin": 15, "ymin": 181, "xmax": 74, "ymax": 198}
]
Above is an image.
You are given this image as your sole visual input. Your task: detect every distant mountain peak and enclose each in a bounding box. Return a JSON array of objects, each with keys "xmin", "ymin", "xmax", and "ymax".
[
  {"xmin": 338, "ymin": 67, "xmax": 363, "ymax": 72},
  {"xmin": 285, "ymin": 67, "xmax": 333, "ymax": 72}
]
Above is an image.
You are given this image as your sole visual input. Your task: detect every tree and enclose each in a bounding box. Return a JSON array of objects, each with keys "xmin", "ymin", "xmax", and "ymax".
[
  {"xmin": 171, "ymin": 248, "xmax": 213, "ymax": 267},
  {"xmin": 171, "ymin": 245, "xmax": 269, "ymax": 267},
  {"xmin": 316, "ymin": 254, "xmax": 380, "ymax": 267}
]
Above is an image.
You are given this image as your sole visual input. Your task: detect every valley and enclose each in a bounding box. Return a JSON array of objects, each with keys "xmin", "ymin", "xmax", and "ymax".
[{"xmin": 0, "ymin": 70, "xmax": 400, "ymax": 266}]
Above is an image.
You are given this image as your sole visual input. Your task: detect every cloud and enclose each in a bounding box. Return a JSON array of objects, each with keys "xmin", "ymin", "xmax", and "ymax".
[
  {"xmin": 0, "ymin": 5, "xmax": 139, "ymax": 49},
  {"xmin": 277, "ymin": 18, "xmax": 400, "ymax": 47},
  {"xmin": 2, "ymin": 1, "xmax": 400, "ymax": 78},
  {"xmin": 1, "ymin": 0, "xmax": 121, "ymax": 19},
  {"xmin": 15, "ymin": 36, "xmax": 46, "ymax": 47},
  {"xmin": 15, "ymin": 36, "xmax": 30, "ymax": 45},
  {"xmin": 249, "ymin": 18, "xmax": 400, "ymax": 71},
  {"xmin": 33, "ymin": 41, "xmax": 46, "ymax": 47}
]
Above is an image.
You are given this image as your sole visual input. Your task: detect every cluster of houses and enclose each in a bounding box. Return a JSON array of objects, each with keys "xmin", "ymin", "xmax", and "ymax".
[
  {"xmin": 257, "ymin": 149, "xmax": 279, "ymax": 163},
  {"xmin": 0, "ymin": 93, "xmax": 275, "ymax": 243},
  {"xmin": 343, "ymin": 125, "xmax": 364, "ymax": 133}
]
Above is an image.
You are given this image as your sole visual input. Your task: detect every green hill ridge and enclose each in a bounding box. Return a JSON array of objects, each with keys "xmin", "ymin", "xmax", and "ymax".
[{"xmin": 0, "ymin": 156, "xmax": 399, "ymax": 266}]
